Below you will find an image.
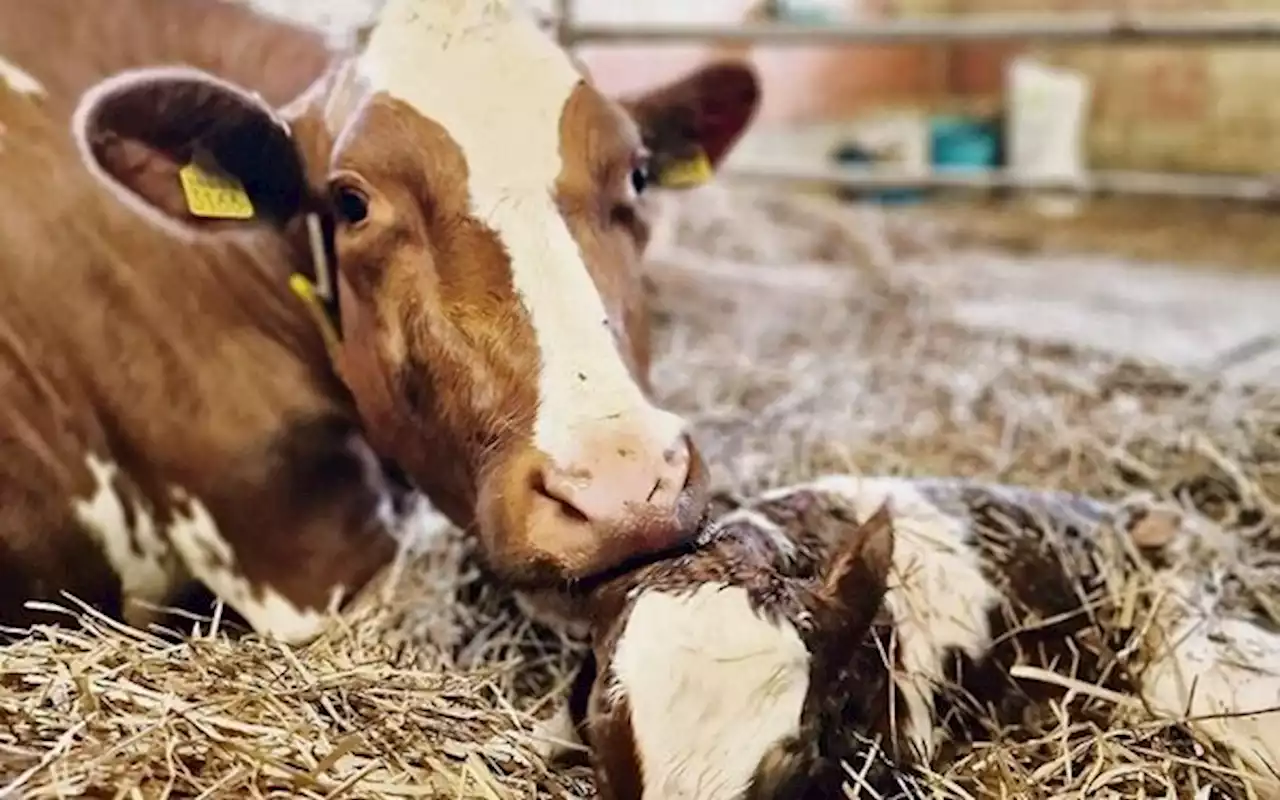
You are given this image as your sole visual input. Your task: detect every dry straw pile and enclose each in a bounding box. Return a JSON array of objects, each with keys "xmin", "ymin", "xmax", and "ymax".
[{"xmin": 2, "ymin": 184, "xmax": 1278, "ymax": 798}]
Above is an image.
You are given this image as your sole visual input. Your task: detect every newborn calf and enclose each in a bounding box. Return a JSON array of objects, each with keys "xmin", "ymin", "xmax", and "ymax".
[{"xmin": 536, "ymin": 475, "xmax": 1280, "ymax": 799}]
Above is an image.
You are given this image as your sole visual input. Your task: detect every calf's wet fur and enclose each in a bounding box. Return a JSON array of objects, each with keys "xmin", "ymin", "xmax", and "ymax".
[{"xmin": 542, "ymin": 476, "xmax": 1280, "ymax": 800}]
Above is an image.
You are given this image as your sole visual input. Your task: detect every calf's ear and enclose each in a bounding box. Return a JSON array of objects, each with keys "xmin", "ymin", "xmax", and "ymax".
[
  {"xmin": 72, "ymin": 66, "xmax": 312, "ymax": 236},
  {"xmin": 620, "ymin": 60, "xmax": 761, "ymax": 190},
  {"xmin": 809, "ymin": 501, "xmax": 895, "ymax": 665}
]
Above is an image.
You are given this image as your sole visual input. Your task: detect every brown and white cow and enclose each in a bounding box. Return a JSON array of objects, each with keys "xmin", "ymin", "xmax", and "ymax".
[
  {"xmin": 0, "ymin": 0, "xmax": 761, "ymax": 641},
  {"xmin": 533, "ymin": 476, "xmax": 1280, "ymax": 799}
]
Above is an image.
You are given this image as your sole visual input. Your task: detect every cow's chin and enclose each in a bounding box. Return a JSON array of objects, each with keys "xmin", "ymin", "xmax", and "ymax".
[{"xmin": 473, "ymin": 486, "xmax": 702, "ymax": 594}]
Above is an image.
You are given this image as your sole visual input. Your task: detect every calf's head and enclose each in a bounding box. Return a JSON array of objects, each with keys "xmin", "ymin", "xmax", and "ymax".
[
  {"xmin": 68, "ymin": 0, "xmax": 761, "ymax": 588},
  {"xmin": 569, "ymin": 503, "xmax": 901, "ymax": 800}
]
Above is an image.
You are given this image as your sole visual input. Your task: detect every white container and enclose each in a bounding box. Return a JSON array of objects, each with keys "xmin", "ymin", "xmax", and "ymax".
[{"xmin": 1006, "ymin": 56, "xmax": 1092, "ymax": 218}]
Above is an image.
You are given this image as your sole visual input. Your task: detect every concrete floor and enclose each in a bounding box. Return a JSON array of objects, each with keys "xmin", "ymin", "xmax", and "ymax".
[{"xmin": 904, "ymin": 196, "xmax": 1280, "ymax": 387}]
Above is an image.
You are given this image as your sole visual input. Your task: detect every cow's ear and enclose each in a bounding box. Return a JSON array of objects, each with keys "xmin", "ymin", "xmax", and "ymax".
[
  {"xmin": 620, "ymin": 60, "xmax": 761, "ymax": 190},
  {"xmin": 72, "ymin": 66, "xmax": 311, "ymax": 236}
]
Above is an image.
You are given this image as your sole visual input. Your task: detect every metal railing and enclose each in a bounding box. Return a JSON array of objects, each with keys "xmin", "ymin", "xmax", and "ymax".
[
  {"xmin": 563, "ymin": 13, "xmax": 1280, "ymax": 46},
  {"xmin": 553, "ymin": 3, "xmax": 1280, "ymax": 201}
]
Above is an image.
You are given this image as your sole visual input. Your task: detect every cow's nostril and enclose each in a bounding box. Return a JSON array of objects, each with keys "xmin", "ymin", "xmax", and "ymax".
[
  {"xmin": 645, "ymin": 479, "xmax": 662, "ymax": 504},
  {"xmin": 534, "ymin": 466, "xmax": 592, "ymax": 524}
]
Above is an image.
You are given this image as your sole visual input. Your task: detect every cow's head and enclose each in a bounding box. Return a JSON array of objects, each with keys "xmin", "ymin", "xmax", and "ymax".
[{"xmin": 70, "ymin": 0, "xmax": 761, "ymax": 590}]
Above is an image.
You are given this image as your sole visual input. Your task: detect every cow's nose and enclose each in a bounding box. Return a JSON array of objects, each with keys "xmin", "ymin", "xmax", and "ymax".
[{"xmin": 530, "ymin": 413, "xmax": 708, "ymax": 572}]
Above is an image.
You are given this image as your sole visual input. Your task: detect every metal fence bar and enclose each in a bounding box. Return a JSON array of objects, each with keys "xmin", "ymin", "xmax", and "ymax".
[
  {"xmin": 564, "ymin": 13, "xmax": 1280, "ymax": 46},
  {"xmin": 552, "ymin": 0, "xmax": 574, "ymax": 46},
  {"xmin": 723, "ymin": 164, "xmax": 1280, "ymax": 201}
]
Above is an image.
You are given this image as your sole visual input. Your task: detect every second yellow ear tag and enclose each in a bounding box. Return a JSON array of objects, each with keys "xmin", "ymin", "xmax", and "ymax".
[
  {"xmin": 657, "ymin": 150, "xmax": 713, "ymax": 189},
  {"xmin": 178, "ymin": 162, "xmax": 255, "ymax": 220}
]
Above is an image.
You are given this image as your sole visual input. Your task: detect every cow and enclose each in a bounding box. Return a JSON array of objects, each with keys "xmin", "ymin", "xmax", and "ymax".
[
  {"xmin": 531, "ymin": 476, "xmax": 1280, "ymax": 800},
  {"xmin": 0, "ymin": 0, "xmax": 763, "ymax": 643}
]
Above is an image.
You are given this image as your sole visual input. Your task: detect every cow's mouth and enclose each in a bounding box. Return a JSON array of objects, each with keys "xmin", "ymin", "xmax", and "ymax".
[{"xmin": 563, "ymin": 509, "xmax": 724, "ymax": 597}]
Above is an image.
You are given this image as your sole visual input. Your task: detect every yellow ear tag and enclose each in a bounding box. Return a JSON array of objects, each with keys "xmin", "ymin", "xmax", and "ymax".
[
  {"xmin": 178, "ymin": 162, "xmax": 255, "ymax": 220},
  {"xmin": 288, "ymin": 273, "xmax": 340, "ymax": 354},
  {"xmin": 657, "ymin": 150, "xmax": 713, "ymax": 189}
]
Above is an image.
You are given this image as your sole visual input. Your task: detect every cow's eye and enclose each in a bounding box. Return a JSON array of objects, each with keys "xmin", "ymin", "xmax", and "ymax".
[
  {"xmin": 629, "ymin": 166, "xmax": 648, "ymax": 196},
  {"xmin": 333, "ymin": 186, "xmax": 369, "ymax": 225},
  {"xmin": 628, "ymin": 153, "xmax": 652, "ymax": 198}
]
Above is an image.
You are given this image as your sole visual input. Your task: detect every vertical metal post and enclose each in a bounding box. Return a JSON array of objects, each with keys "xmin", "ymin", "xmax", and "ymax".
[{"xmin": 554, "ymin": 0, "xmax": 575, "ymax": 47}]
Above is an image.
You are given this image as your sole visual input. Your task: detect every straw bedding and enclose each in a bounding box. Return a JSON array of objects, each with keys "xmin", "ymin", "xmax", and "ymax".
[{"xmin": 2, "ymin": 178, "xmax": 1279, "ymax": 797}]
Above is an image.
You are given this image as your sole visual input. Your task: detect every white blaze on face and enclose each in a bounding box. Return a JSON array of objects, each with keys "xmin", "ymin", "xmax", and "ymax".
[
  {"xmin": 770, "ymin": 475, "xmax": 1003, "ymax": 760},
  {"xmin": 0, "ymin": 54, "xmax": 43, "ymax": 97},
  {"xmin": 165, "ymin": 488, "xmax": 328, "ymax": 645},
  {"xmin": 611, "ymin": 583, "xmax": 810, "ymax": 800},
  {"xmin": 72, "ymin": 456, "xmax": 181, "ymax": 624},
  {"xmin": 356, "ymin": 0, "xmax": 659, "ymax": 464}
]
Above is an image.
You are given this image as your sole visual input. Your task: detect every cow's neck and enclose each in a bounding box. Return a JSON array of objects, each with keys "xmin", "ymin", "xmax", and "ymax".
[{"xmin": 4, "ymin": 230, "xmax": 349, "ymax": 513}]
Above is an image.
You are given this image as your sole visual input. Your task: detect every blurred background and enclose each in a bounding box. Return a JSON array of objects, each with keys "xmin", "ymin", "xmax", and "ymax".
[
  {"xmin": 479, "ymin": 0, "xmax": 1279, "ymax": 383},
  {"xmin": 559, "ymin": 0, "xmax": 1278, "ymax": 176}
]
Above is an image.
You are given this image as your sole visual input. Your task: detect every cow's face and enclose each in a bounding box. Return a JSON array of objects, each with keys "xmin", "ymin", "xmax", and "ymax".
[{"xmin": 71, "ymin": 0, "xmax": 761, "ymax": 589}]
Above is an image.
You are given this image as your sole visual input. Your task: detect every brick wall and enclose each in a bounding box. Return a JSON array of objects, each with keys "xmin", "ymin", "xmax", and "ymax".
[{"xmin": 939, "ymin": 0, "xmax": 1280, "ymax": 173}]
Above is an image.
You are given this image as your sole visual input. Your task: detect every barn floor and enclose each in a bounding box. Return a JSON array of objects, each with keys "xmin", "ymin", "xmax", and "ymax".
[
  {"xmin": 892, "ymin": 193, "xmax": 1280, "ymax": 389},
  {"xmin": 2, "ymin": 183, "xmax": 1278, "ymax": 798}
]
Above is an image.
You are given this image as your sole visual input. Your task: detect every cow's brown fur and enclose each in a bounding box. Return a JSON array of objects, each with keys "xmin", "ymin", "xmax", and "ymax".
[
  {"xmin": 0, "ymin": 0, "xmax": 762, "ymax": 638},
  {"xmin": 0, "ymin": 77, "xmax": 400, "ymax": 633}
]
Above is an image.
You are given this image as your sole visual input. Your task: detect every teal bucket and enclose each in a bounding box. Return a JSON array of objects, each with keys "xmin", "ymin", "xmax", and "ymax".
[{"xmin": 929, "ymin": 116, "xmax": 1000, "ymax": 172}]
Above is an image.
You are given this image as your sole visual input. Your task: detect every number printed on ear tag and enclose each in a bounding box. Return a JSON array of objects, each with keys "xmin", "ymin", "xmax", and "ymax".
[
  {"xmin": 657, "ymin": 149, "xmax": 713, "ymax": 188},
  {"xmin": 178, "ymin": 162, "xmax": 255, "ymax": 220}
]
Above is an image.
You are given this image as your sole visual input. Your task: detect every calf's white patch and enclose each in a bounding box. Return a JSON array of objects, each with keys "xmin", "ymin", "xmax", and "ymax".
[
  {"xmin": 611, "ymin": 582, "xmax": 810, "ymax": 800},
  {"xmin": 776, "ymin": 475, "xmax": 1003, "ymax": 760},
  {"xmin": 1141, "ymin": 574, "xmax": 1280, "ymax": 797}
]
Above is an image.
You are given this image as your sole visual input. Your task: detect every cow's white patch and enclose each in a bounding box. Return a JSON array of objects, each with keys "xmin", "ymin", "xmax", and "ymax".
[
  {"xmin": 0, "ymin": 54, "xmax": 43, "ymax": 97},
  {"xmin": 774, "ymin": 475, "xmax": 1002, "ymax": 760},
  {"xmin": 164, "ymin": 489, "xmax": 328, "ymax": 645},
  {"xmin": 611, "ymin": 582, "xmax": 810, "ymax": 800},
  {"xmin": 357, "ymin": 0, "xmax": 676, "ymax": 467},
  {"xmin": 1141, "ymin": 574, "xmax": 1280, "ymax": 797},
  {"xmin": 71, "ymin": 456, "xmax": 181, "ymax": 625}
]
